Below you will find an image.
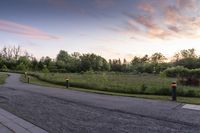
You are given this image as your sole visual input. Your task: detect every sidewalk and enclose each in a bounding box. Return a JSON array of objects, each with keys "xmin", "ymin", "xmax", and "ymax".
[
  {"xmin": 0, "ymin": 108, "xmax": 48, "ymax": 133},
  {"xmin": 0, "ymin": 123, "xmax": 13, "ymax": 133}
]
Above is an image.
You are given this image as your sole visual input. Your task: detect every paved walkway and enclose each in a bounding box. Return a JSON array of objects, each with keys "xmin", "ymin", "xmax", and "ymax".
[{"xmin": 0, "ymin": 108, "xmax": 48, "ymax": 133}]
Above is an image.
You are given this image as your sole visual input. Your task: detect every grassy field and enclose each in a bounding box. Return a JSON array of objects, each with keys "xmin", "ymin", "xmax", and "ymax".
[
  {"xmin": 21, "ymin": 72, "xmax": 200, "ymax": 97},
  {"xmin": 21, "ymin": 73, "xmax": 200, "ymax": 105},
  {"xmin": 0, "ymin": 72, "xmax": 8, "ymax": 84}
]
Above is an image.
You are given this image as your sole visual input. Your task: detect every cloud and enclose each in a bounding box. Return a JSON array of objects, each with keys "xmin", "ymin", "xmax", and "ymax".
[
  {"xmin": 0, "ymin": 19, "xmax": 60, "ymax": 40},
  {"xmin": 176, "ymin": 0, "xmax": 197, "ymax": 11},
  {"xmin": 137, "ymin": 2, "xmax": 155, "ymax": 13},
  {"xmin": 164, "ymin": 6, "xmax": 182, "ymax": 25},
  {"xmin": 168, "ymin": 26, "xmax": 180, "ymax": 33},
  {"xmin": 116, "ymin": 0, "xmax": 200, "ymax": 40},
  {"xmin": 123, "ymin": 12, "xmax": 172, "ymax": 39}
]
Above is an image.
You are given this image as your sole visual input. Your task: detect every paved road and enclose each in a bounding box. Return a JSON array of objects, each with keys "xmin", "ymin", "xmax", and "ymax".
[{"xmin": 0, "ymin": 73, "xmax": 199, "ymax": 133}]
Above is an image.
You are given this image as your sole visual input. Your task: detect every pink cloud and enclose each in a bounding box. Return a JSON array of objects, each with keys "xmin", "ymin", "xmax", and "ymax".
[
  {"xmin": 0, "ymin": 19, "xmax": 60, "ymax": 40},
  {"xmin": 134, "ymin": 15, "xmax": 156, "ymax": 29},
  {"xmin": 117, "ymin": 0, "xmax": 200, "ymax": 40},
  {"xmin": 137, "ymin": 2, "xmax": 155, "ymax": 13},
  {"xmin": 176, "ymin": 0, "xmax": 197, "ymax": 11},
  {"xmin": 164, "ymin": 6, "xmax": 182, "ymax": 25}
]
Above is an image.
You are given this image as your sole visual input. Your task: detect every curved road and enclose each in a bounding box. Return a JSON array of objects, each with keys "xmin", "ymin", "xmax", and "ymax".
[{"xmin": 0, "ymin": 73, "xmax": 199, "ymax": 133}]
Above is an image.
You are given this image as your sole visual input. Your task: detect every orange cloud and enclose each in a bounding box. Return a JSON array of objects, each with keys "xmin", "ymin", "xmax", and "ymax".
[{"xmin": 0, "ymin": 19, "xmax": 60, "ymax": 40}]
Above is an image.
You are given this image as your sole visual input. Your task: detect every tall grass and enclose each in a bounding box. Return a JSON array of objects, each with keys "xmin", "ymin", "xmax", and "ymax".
[
  {"xmin": 28, "ymin": 72, "xmax": 200, "ymax": 97},
  {"xmin": 0, "ymin": 73, "xmax": 8, "ymax": 84}
]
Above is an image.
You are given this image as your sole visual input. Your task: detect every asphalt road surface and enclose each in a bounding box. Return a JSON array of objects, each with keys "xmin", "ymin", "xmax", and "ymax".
[{"xmin": 0, "ymin": 73, "xmax": 199, "ymax": 133}]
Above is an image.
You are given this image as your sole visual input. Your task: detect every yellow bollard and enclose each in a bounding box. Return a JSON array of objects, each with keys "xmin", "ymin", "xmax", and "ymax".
[{"xmin": 171, "ymin": 82, "xmax": 177, "ymax": 101}]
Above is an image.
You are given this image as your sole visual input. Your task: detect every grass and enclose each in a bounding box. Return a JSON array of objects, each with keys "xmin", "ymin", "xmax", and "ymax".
[
  {"xmin": 0, "ymin": 72, "xmax": 8, "ymax": 84},
  {"xmin": 20, "ymin": 72, "xmax": 200, "ymax": 105},
  {"xmin": 24, "ymin": 72, "xmax": 200, "ymax": 97}
]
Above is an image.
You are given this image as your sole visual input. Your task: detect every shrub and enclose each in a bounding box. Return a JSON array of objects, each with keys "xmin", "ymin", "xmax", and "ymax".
[
  {"xmin": 155, "ymin": 88, "xmax": 170, "ymax": 95},
  {"xmin": 164, "ymin": 66, "xmax": 200, "ymax": 86},
  {"xmin": 140, "ymin": 84, "xmax": 147, "ymax": 93},
  {"xmin": 186, "ymin": 90, "xmax": 196, "ymax": 97},
  {"xmin": 16, "ymin": 63, "xmax": 27, "ymax": 71},
  {"xmin": 1, "ymin": 65, "xmax": 8, "ymax": 71}
]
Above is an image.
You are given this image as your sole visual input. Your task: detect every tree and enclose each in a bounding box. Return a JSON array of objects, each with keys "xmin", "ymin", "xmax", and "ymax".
[
  {"xmin": 172, "ymin": 53, "xmax": 180, "ymax": 62},
  {"xmin": 56, "ymin": 50, "xmax": 71, "ymax": 62},
  {"xmin": 31, "ymin": 58, "xmax": 39, "ymax": 71},
  {"xmin": 180, "ymin": 48, "xmax": 197, "ymax": 59},
  {"xmin": 141, "ymin": 55, "xmax": 149, "ymax": 63},
  {"xmin": 13, "ymin": 46, "xmax": 21, "ymax": 60},
  {"xmin": 173, "ymin": 49, "xmax": 199, "ymax": 69},
  {"xmin": 109, "ymin": 59, "xmax": 123, "ymax": 71},
  {"xmin": 174, "ymin": 58, "xmax": 200, "ymax": 69},
  {"xmin": 151, "ymin": 53, "xmax": 166, "ymax": 63},
  {"xmin": 16, "ymin": 63, "xmax": 27, "ymax": 71},
  {"xmin": 17, "ymin": 56, "xmax": 32, "ymax": 70},
  {"xmin": 80, "ymin": 54, "xmax": 109, "ymax": 71},
  {"xmin": 56, "ymin": 50, "xmax": 73, "ymax": 71},
  {"xmin": 131, "ymin": 56, "xmax": 141, "ymax": 64}
]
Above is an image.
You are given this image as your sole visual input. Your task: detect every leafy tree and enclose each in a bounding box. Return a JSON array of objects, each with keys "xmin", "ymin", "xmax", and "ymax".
[
  {"xmin": 109, "ymin": 59, "xmax": 123, "ymax": 71},
  {"xmin": 31, "ymin": 58, "xmax": 39, "ymax": 71},
  {"xmin": 151, "ymin": 53, "xmax": 166, "ymax": 63},
  {"xmin": 80, "ymin": 54, "xmax": 109, "ymax": 71},
  {"xmin": 173, "ymin": 49, "xmax": 200, "ymax": 69},
  {"xmin": 56, "ymin": 50, "xmax": 73, "ymax": 71},
  {"xmin": 180, "ymin": 48, "xmax": 197, "ymax": 59},
  {"xmin": 1, "ymin": 65, "xmax": 8, "ymax": 71},
  {"xmin": 17, "ymin": 56, "xmax": 31, "ymax": 70},
  {"xmin": 16, "ymin": 63, "xmax": 27, "ymax": 71}
]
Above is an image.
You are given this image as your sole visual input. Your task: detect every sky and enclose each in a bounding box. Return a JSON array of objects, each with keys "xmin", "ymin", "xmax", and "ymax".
[{"xmin": 1, "ymin": 0, "xmax": 200, "ymax": 61}]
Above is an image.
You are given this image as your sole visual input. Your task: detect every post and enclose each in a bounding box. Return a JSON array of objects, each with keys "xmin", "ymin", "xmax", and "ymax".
[
  {"xmin": 24, "ymin": 72, "xmax": 27, "ymax": 79},
  {"xmin": 66, "ymin": 78, "xmax": 69, "ymax": 88},
  {"xmin": 27, "ymin": 76, "xmax": 30, "ymax": 84},
  {"xmin": 171, "ymin": 82, "xmax": 177, "ymax": 101},
  {"xmin": 153, "ymin": 66, "xmax": 156, "ymax": 75}
]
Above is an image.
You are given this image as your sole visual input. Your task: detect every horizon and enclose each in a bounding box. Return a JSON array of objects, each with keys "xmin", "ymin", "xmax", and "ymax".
[{"xmin": 1, "ymin": 0, "xmax": 200, "ymax": 61}]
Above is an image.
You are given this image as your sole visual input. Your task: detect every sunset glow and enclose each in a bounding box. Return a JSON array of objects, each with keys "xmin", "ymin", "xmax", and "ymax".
[{"xmin": 1, "ymin": 0, "xmax": 200, "ymax": 60}]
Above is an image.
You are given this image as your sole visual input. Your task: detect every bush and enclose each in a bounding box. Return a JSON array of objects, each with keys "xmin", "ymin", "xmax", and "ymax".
[
  {"xmin": 1, "ymin": 65, "xmax": 8, "ymax": 71},
  {"xmin": 164, "ymin": 66, "xmax": 200, "ymax": 86},
  {"xmin": 140, "ymin": 84, "xmax": 147, "ymax": 93},
  {"xmin": 186, "ymin": 90, "xmax": 196, "ymax": 97},
  {"xmin": 155, "ymin": 88, "xmax": 171, "ymax": 95},
  {"xmin": 16, "ymin": 63, "xmax": 27, "ymax": 71}
]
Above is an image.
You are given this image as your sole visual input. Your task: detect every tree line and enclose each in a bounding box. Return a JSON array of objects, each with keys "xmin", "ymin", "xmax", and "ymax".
[{"xmin": 0, "ymin": 46, "xmax": 199, "ymax": 73}]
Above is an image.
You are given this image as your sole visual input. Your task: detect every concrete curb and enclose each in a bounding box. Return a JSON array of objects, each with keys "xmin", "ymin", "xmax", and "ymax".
[{"xmin": 0, "ymin": 108, "xmax": 48, "ymax": 133}]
